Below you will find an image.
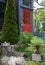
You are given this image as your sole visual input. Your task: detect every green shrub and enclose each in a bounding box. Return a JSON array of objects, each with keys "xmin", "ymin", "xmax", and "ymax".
[
  {"xmin": 0, "ymin": 32, "xmax": 2, "ymax": 36},
  {"xmin": 42, "ymin": 23, "xmax": 45, "ymax": 33},
  {"xmin": 0, "ymin": 32, "xmax": 4, "ymax": 44},
  {"xmin": 24, "ymin": 51, "xmax": 32, "ymax": 59},
  {"xmin": 18, "ymin": 32, "xmax": 32, "ymax": 44},
  {"xmin": 15, "ymin": 46, "xmax": 32, "ymax": 59},
  {"xmin": 41, "ymin": 62, "xmax": 45, "ymax": 65},
  {"xmin": 26, "ymin": 61, "xmax": 40, "ymax": 65},
  {"xmin": 41, "ymin": 44, "xmax": 45, "ymax": 62},
  {"xmin": 28, "ymin": 36, "xmax": 44, "ymax": 53},
  {"xmin": 15, "ymin": 46, "xmax": 26, "ymax": 52},
  {"xmin": 2, "ymin": 0, "xmax": 18, "ymax": 44},
  {"xmin": 31, "ymin": 36, "xmax": 44, "ymax": 46},
  {"xmin": 15, "ymin": 45, "xmax": 29, "ymax": 52}
]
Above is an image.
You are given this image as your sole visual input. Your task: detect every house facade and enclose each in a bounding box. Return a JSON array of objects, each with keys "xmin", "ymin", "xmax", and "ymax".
[{"xmin": 0, "ymin": 0, "xmax": 33, "ymax": 33}]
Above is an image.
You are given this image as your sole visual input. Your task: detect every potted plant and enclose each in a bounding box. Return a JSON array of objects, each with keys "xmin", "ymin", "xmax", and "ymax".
[
  {"xmin": 30, "ymin": 36, "xmax": 44, "ymax": 54},
  {"xmin": 29, "ymin": 36, "xmax": 44, "ymax": 61}
]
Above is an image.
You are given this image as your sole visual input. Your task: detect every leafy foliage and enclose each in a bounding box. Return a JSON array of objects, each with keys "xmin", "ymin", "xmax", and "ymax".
[
  {"xmin": 30, "ymin": 36, "xmax": 44, "ymax": 46},
  {"xmin": 26, "ymin": 61, "xmax": 40, "ymax": 65},
  {"xmin": 15, "ymin": 46, "xmax": 32, "ymax": 59},
  {"xmin": 28, "ymin": 36, "xmax": 44, "ymax": 53},
  {"xmin": 42, "ymin": 23, "xmax": 45, "ymax": 33},
  {"xmin": 18, "ymin": 32, "xmax": 32, "ymax": 44},
  {"xmin": 34, "ymin": 9, "xmax": 45, "ymax": 33},
  {"xmin": 41, "ymin": 44, "xmax": 45, "ymax": 62},
  {"xmin": 2, "ymin": 0, "xmax": 18, "ymax": 44},
  {"xmin": 0, "ymin": 32, "xmax": 4, "ymax": 44},
  {"xmin": 41, "ymin": 62, "xmax": 45, "ymax": 65},
  {"xmin": 24, "ymin": 51, "xmax": 32, "ymax": 59},
  {"xmin": 15, "ymin": 46, "xmax": 26, "ymax": 52}
]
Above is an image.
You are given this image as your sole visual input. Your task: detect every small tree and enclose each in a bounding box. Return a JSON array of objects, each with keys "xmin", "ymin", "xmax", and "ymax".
[{"xmin": 2, "ymin": 0, "xmax": 18, "ymax": 44}]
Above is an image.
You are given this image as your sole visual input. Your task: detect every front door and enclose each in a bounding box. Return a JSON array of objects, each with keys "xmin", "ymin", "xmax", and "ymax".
[{"xmin": 22, "ymin": 8, "xmax": 32, "ymax": 33}]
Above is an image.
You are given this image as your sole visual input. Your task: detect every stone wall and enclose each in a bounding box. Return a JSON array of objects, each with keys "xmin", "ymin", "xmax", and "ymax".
[
  {"xmin": 0, "ymin": 56, "xmax": 26, "ymax": 65},
  {"xmin": 0, "ymin": 42, "xmax": 25, "ymax": 57}
]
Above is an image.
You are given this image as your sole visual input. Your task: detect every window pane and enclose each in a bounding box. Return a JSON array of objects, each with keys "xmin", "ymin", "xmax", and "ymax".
[
  {"xmin": 23, "ymin": 0, "xmax": 32, "ymax": 6},
  {"xmin": 0, "ymin": 2, "xmax": 6, "ymax": 19}
]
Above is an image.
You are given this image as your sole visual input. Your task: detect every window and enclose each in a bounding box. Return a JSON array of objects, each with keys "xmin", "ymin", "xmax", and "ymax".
[
  {"xmin": 0, "ymin": 0, "xmax": 6, "ymax": 2},
  {"xmin": 0, "ymin": 13, "xmax": 4, "ymax": 19},
  {"xmin": 0, "ymin": 2, "xmax": 6, "ymax": 19},
  {"xmin": 0, "ymin": 0, "xmax": 6, "ymax": 30},
  {"xmin": 23, "ymin": 0, "xmax": 32, "ymax": 6}
]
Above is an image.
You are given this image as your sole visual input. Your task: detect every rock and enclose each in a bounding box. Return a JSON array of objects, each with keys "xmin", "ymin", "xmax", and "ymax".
[
  {"xmin": 1, "ymin": 56, "xmax": 9, "ymax": 65},
  {"xmin": 8, "ymin": 56, "xmax": 26, "ymax": 65},
  {"xmin": 0, "ymin": 59, "xmax": 2, "ymax": 65},
  {"xmin": 1, "ymin": 46, "xmax": 7, "ymax": 55},
  {"xmin": 1, "ymin": 56, "xmax": 26, "ymax": 65},
  {"xmin": 1, "ymin": 42, "xmax": 10, "ymax": 55},
  {"xmin": 10, "ymin": 45, "xmax": 15, "ymax": 52},
  {"xmin": 1, "ymin": 42, "xmax": 10, "ymax": 46},
  {"xmin": 16, "ymin": 61, "xmax": 22, "ymax": 65}
]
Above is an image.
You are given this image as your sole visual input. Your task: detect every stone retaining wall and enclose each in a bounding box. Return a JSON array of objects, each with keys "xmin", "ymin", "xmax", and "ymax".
[
  {"xmin": 0, "ymin": 56, "xmax": 26, "ymax": 65},
  {"xmin": 0, "ymin": 42, "xmax": 25, "ymax": 57}
]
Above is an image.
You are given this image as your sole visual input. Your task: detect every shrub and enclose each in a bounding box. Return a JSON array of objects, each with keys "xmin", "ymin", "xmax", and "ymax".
[
  {"xmin": 24, "ymin": 51, "xmax": 32, "ymax": 60},
  {"xmin": 15, "ymin": 46, "xmax": 26, "ymax": 52},
  {"xmin": 18, "ymin": 32, "xmax": 32, "ymax": 44},
  {"xmin": 31, "ymin": 36, "xmax": 44, "ymax": 46},
  {"xmin": 0, "ymin": 32, "xmax": 4, "ymax": 44},
  {"xmin": 41, "ymin": 62, "xmax": 45, "ymax": 65},
  {"xmin": 2, "ymin": 0, "xmax": 18, "ymax": 44},
  {"xmin": 26, "ymin": 61, "xmax": 40, "ymax": 65},
  {"xmin": 0, "ymin": 32, "xmax": 2, "ymax": 36},
  {"xmin": 41, "ymin": 44, "xmax": 45, "ymax": 62},
  {"xmin": 28, "ymin": 36, "xmax": 44, "ymax": 53}
]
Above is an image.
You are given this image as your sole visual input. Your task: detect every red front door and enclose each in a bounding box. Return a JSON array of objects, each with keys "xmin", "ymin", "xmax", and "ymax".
[{"xmin": 22, "ymin": 8, "xmax": 32, "ymax": 33}]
